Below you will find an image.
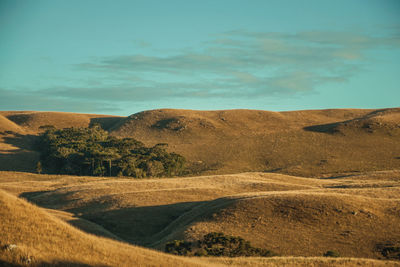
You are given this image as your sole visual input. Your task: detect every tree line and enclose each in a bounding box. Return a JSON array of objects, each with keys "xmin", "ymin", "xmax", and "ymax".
[{"xmin": 37, "ymin": 124, "xmax": 186, "ymax": 178}]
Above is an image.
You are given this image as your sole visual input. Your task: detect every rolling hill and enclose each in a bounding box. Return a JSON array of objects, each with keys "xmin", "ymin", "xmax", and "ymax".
[
  {"xmin": 1, "ymin": 108, "xmax": 399, "ymax": 175},
  {"xmin": 1, "ymin": 171, "xmax": 399, "ymax": 262},
  {"xmin": 0, "ymin": 108, "xmax": 399, "ymax": 266},
  {"xmin": 0, "ymin": 188, "xmax": 205, "ymax": 267}
]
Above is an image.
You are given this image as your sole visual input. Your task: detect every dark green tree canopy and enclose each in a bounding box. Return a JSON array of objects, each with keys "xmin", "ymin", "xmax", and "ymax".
[
  {"xmin": 165, "ymin": 232, "xmax": 276, "ymax": 257},
  {"xmin": 38, "ymin": 126, "xmax": 186, "ymax": 178}
]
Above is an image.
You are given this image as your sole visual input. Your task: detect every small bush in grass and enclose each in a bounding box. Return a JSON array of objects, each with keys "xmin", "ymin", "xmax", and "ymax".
[
  {"xmin": 380, "ymin": 245, "xmax": 400, "ymax": 260},
  {"xmin": 323, "ymin": 250, "xmax": 340, "ymax": 257},
  {"xmin": 165, "ymin": 240, "xmax": 192, "ymax": 255},
  {"xmin": 165, "ymin": 232, "xmax": 276, "ymax": 257}
]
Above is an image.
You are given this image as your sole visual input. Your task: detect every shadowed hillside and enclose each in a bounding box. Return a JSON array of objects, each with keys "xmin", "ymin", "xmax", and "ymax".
[
  {"xmin": 0, "ymin": 189, "xmax": 206, "ymax": 267},
  {"xmin": 2, "ymin": 170, "xmax": 399, "ymax": 262},
  {"xmin": 2, "ymin": 179, "xmax": 396, "ymax": 266}
]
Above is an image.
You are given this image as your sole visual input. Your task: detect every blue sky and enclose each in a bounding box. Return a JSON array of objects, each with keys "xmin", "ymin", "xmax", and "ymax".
[{"xmin": 1, "ymin": 0, "xmax": 399, "ymax": 115}]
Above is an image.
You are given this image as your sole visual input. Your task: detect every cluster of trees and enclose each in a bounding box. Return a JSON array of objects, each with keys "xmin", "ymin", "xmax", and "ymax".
[
  {"xmin": 37, "ymin": 124, "xmax": 186, "ymax": 178},
  {"xmin": 165, "ymin": 232, "xmax": 276, "ymax": 257}
]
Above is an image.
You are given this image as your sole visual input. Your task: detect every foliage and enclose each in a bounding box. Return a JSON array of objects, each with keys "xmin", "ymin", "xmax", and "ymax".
[
  {"xmin": 165, "ymin": 240, "xmax": 192, "ymax": 256},
  {"xmin": 323, "ymin": 250, "xmax": 340, "ymax": 257},
  {"xmin": 36, "ymin": 161, "xmax": 42, "ymax": 174},
  {"xmin": 165, "ymin": 232, "xmax": 276, "ymax": 257},
  {"xmin": 37, "ymin": 124, "xmax": 186, "ymax": 177},
  {"xmin": 378, "ymin": 245, "xmax": 400, "ymax": 260}
]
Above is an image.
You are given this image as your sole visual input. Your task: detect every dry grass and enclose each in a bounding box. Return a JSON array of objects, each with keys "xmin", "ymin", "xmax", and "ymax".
[
  {"xmin": 1, "ymin": 108, "xmax": 399, "ymax": 175},
  {"xmin": 0, "ymin": 108, "xmax": 400, "ymax": 266},
  {"xmin": 2, "ymin": 185, "xmax": 396, "ymax": 266},
  {"xmin": 0, "ymin": 115, "xmax": 24, "ymax": 133},
  {"xmin": 203, "ymin": 256, "xmax": 400, "ymax": 266},
  {"xmin": 1, "ymin": 171, "xmax": 399, "ymax": 262},
  {"xmin": 0, "ymin": 189, "xmax": 206, "ymax": 267},
  {"xmin": 110, "ymin": 108, "xmax": 400, "ymax": 176},
  {"xmin": 0, "ymin": 186, "xmax": 399, "ymax": 266},
  {"xmin": 0, "ymin": 111, "xmax": 124, "ymax": 132},
  {"xmin": 178, "ymin": 192, "xmax": 400, "ymax": 259}
]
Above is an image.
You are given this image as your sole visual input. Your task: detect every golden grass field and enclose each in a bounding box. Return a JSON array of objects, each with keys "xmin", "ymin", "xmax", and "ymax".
[{"xmin": 0, "ymin": 108, "xmax": 400, "ymax": 266}]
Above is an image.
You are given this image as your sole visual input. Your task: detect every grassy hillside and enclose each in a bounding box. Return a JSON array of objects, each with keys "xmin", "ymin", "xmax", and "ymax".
[
  {"xmin": 0, "ymin": 188, "xmax": 206, "ymax": 266},
  {"xmin": 0, "ymin": 108, "xmax": 399, "ymax": 266},
  {"xmin": 0, "ymin": 111, "xmax": 123, "ymax": 132},
  {"xmin": 1, "ymin": 171, "xmax": 399, "ymax": 261},
  {"xmin": 175, "ymin": 192, "xmax": 400, "ymax": 259},
  {"xmin": 110, "ymin": 108, "xmax": 400, "ymax": 176},
  {"xmin": 2, "ymin": 108, "xmax": 399, "ymax": 175},
  {"xmin": 2, "ymin": 178, "xmax": 397, "ymax": 266},
  {"xmin": 0, "ymin": 115, "xmax": 24, "ymax": 134},
  {"xmin": 0, "ymin": 111, "xmax": 123, "ymax": 172}
]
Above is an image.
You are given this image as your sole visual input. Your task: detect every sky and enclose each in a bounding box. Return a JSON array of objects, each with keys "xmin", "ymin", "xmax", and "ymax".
[{"xmin": 1, "ymin": 0, "xmax": 400, "ymax": 116}]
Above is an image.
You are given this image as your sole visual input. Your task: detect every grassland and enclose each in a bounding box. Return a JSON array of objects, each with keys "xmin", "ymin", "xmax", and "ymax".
[
  {"xmin": 1, "ymin": 108, "xmax": 400, "ymax": 176},
  {"xmin": 0, "ymin": 108, "xmax": 399, "ymax": 266}
]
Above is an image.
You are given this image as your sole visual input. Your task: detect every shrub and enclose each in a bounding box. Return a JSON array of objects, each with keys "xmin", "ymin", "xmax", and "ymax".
[
  {"xmin": 323, "ymin": 250, "xmax": 340, "ymax": 257},
  {"xmin": 379, "ymin": 245, "xmax": 400, "ymax": 260},
  {"xmin": 36, "ymin": 161, "xmax": 42, "ymax": 174},
  {"xmin": 165, "ymin": 240, "xmax": 192, "ymax": 255},
  {"xmin": 165, "ymin": 232, "xmax": 275, "ymax": 257}
]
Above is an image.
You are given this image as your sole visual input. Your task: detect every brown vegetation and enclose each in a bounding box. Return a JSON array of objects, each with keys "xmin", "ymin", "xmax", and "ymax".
[
  {"xmin": 0, "ymin": 108, "xmax": 400, "ymax": 266},
  {"xmin": 2, "ymin": 108, "xmax": 399, "ymax": 175},
  {"xmin": 1, "ymin": 171, "xmax": 400, "ymax": 262},
  {"xmin": 0, "ymin": 189, "xmax": 206, "ymax": 266},
  {"xmin": 1, "ymin": 171, "xmax": 400, "ymax": 266}
]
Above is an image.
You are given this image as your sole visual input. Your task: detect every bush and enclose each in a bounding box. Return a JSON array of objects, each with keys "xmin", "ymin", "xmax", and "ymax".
[
  {"xmin": 379, "ymin": 245, "xmax": 400, "ymax": 260},
  {"xmin": 165, "ymin": 232, "xmax": 275, "ymax": 257},
  {"xmin": 165, "ymin": 240, "xmax": 192, "ymax": 255},
  {"xmin": 323, "ymin": 250, "xmax": 340, "ymax": 257}
]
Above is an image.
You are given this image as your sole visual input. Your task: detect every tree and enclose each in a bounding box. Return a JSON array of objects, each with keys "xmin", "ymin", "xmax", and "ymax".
[
  {"xmin": 36, "ymin": 161, "xmax": 42, "ymax": 174},
  {"xmin": 37, "ymin": 126, "xmax": 187, "ymax": 178},
  {"xmin": 101, "ymin": 148, "xmax": 120, "ymax": 177}
]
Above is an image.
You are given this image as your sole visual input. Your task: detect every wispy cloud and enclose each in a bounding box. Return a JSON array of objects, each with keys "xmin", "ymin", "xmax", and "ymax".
[
  {"xmin": 3, "ymin": 29, "xmax": 399, "ymax": 114},
  {"xmin": 74, "ymin": 30, "xmax": 399, "ymax": 98}
]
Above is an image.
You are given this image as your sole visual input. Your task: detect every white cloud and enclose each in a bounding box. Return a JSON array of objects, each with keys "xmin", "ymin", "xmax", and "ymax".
[{"xmin": 3, "ymin": 29, "xmax": 399, "ymax": 113}]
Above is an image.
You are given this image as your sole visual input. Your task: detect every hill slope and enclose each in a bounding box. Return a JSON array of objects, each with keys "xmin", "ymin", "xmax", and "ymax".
[
  {"xmin": 2, "ymin": 171, "xmax": 399, "ymax": 261},
  {"xmin": 168, "ymin": 192, "xmax": 400, "ymax": 259},
  {"xmin": 110, "ymin": 108, "xmax": 400, "ymax": 176},
  {"xmin": 2, "ymin": 182, "xmax": 396, "ymax": 266},
  {"xmin": 1, "ymin": 108, "xmax": 399, "ymax": 176},
  {"xmin": 0, "ymin": 115, "xmax": 24, "ymax": 134},
  {"xmin": 0, "ymin": 189, "xmax": 205, "ymax": 266},
  {"xmin": 0, "ymin": 111, "xmax": 124, "ymax": 132},
  {"xmin": 0, "ymin": 111, "xmax": 123, "ymax": 172}
]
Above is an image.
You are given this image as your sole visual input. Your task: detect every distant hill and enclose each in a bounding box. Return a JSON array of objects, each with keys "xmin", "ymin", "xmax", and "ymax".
[
  {"xmin": 0, "ymin": 108, "xmax": 399, "ymax": 175},
  {"xmin": 0, "ymin": 111, "xmax": 124, "ymax": 132},
  {"xmin": 110, "ymin": 108, "xmax": 400, "ymax": 176}
]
